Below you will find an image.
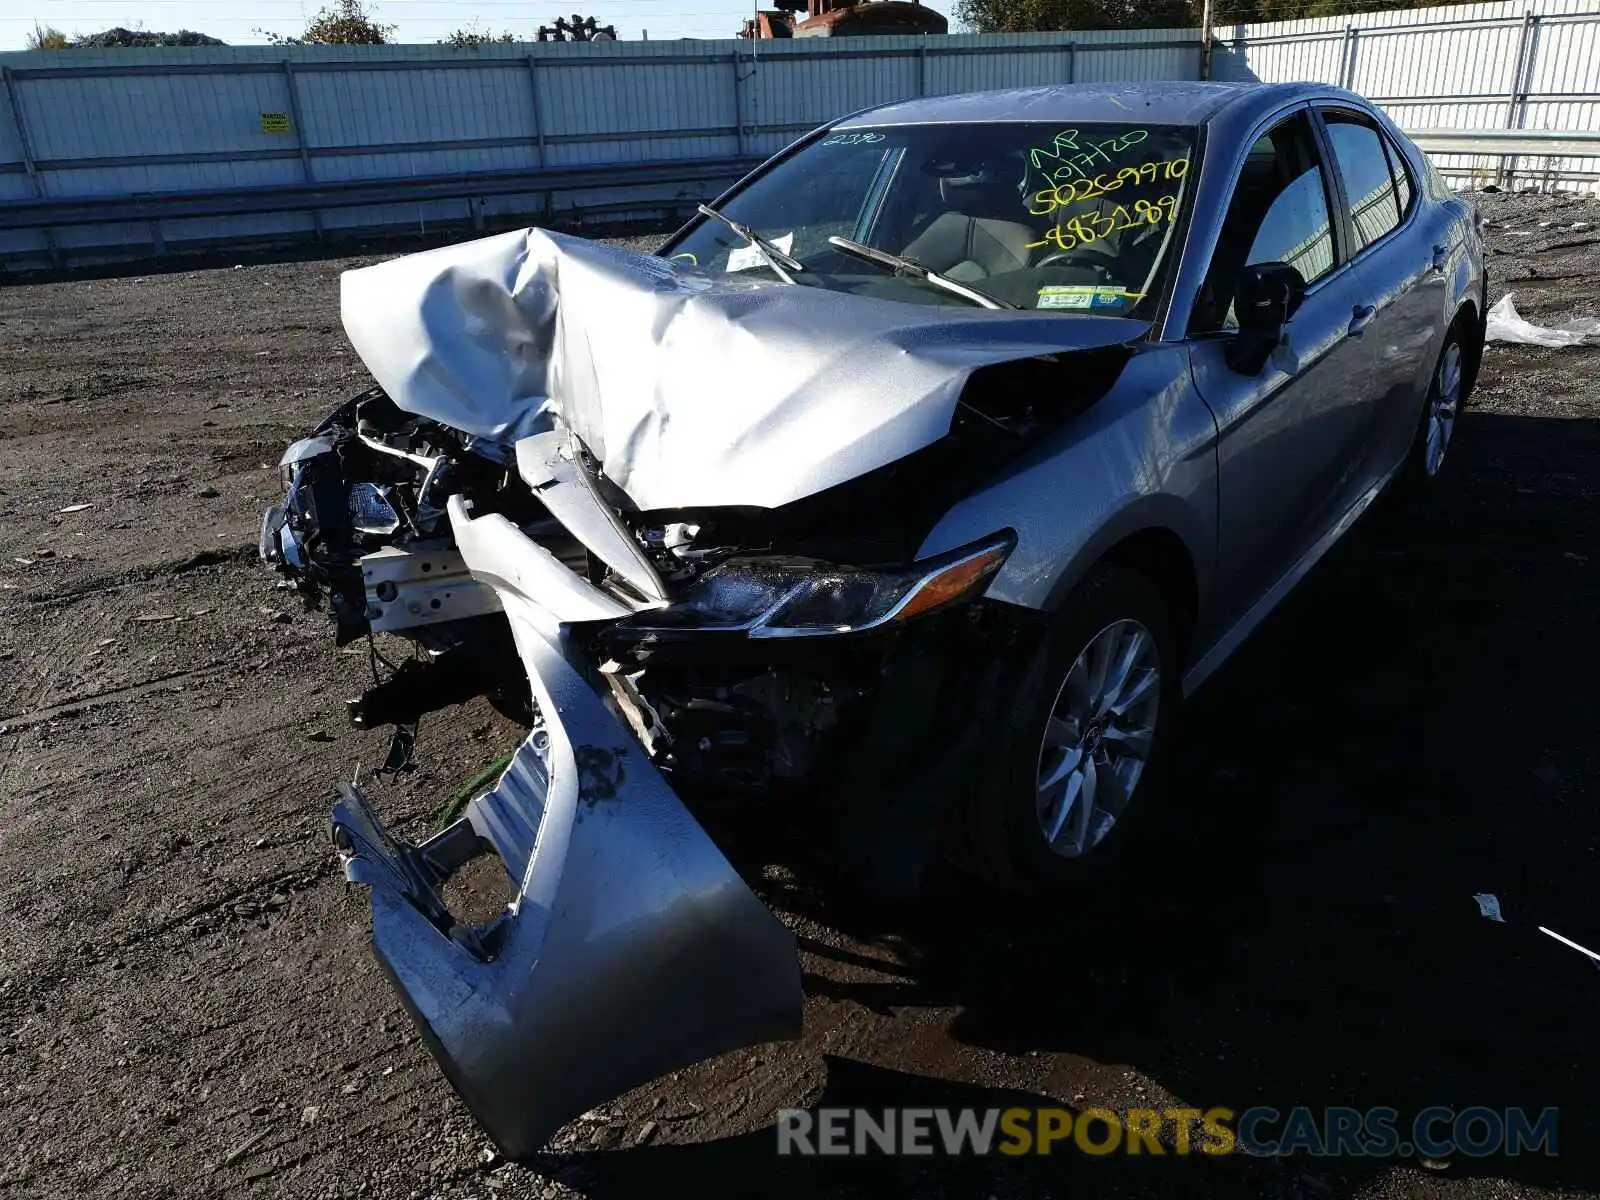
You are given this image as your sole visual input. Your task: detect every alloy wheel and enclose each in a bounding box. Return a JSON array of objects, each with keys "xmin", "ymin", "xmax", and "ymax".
[
  {"xmin": 1424, "ymin": 341, "xmax": 1462, "ymax": 478},
  {"xmin": 1034, "ymin": 618, "xmax": 1161, "ymax": 858}
]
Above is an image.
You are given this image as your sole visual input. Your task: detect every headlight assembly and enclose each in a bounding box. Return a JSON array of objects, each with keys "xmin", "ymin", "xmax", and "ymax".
[{"xmin": 619, "ymin": 531, "xmax": 1014, "ymax": 639}]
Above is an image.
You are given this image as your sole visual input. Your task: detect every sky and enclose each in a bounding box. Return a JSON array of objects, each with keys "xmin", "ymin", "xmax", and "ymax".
[{"xmin": 0, "ymin": 0, "xmax": 798, "ymax": 49}]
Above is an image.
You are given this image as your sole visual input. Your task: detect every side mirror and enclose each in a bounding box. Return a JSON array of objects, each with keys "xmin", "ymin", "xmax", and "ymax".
[
  {"xmin": 1226, "ymin": 262, "xmax": 1307, "ymax": 374},
  {"xmin": 1237, "ymin": 261, "xmax": 1307, "ymax": 329}
]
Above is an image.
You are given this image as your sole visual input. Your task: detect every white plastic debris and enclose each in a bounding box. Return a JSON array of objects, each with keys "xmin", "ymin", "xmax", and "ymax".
[
  {"xmin": 1538, "ymin": 926, "xmax": 1600, "ymax": 967},
  {"xmin": 1485, "ymin": 293, "xmax": 1600, "ymax": 348},
  {"xmin": 726, "ymin": 230, "xmax": 794, "ymax": 273},
  {"xmin": 1473, "ymin": 893, "xmax": 1505, "ymax": 922},
  {"xmin": 57, "ymin": 503, "xmax": 92, "ymax": 514}
]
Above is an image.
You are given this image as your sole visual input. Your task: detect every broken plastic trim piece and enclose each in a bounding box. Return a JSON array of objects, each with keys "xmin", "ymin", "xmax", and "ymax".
[
  {"xmin": 348, "ymin": 483, "xmax": 402, "ymax": 536},
  {"xmin": 331, "ymin": 503, "xmax": 802, "ymax": 1158},
  {"xmin": 445, "ymin": 495, "xmax": 634, "ymax": 626},
  {"xmin": 514, "ymin": 430, "xmax": 668, "ymax": 603}
]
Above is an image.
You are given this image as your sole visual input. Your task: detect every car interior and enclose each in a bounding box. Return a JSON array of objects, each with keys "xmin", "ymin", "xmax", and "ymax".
[
  {"xmin": 898, "ymin": 176, "xmax": 1036, "ymax": 283},
  {"xmin": 1191, "ymin": 118, "xmax": 1330, "ymax": 333},
  {"xmin": 847, "ymin": 151, "xmax": 1183, "ymax": 313},
  {"xmin": 681, "ymin": 126, "xmax": 1196, "ymax": 317}
]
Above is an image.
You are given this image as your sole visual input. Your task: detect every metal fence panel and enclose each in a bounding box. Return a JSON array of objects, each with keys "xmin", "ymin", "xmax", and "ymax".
[
  {"xmin": 19, "ymin": 70, "xmax": 292, "ymax": 165},
  {"xmin": 1217, "ymin": 0, "xmax": 1600, "ymax": 192},
  {"xmin": 1, "ymin": 73, "xmax": 32, "ymax": 170},
  {"xmin": 3, "ymin": 8, "xmax": 1600, "ymax": 269}
]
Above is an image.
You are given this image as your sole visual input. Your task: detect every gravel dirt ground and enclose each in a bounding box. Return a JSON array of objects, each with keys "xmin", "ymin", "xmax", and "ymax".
[{"xmin": 2, "ymin": 196, "xmax": 1598, "ymax": 1200}]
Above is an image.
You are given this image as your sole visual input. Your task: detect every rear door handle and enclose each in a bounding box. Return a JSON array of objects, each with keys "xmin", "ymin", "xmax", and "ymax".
[
  {"xmin": 1348, "ymin": 304, "xmax": 1376, "ymax": 337},
  {"xmin": 1431, "ymin": 243, "xmax": 1449, "ymax": 273}
]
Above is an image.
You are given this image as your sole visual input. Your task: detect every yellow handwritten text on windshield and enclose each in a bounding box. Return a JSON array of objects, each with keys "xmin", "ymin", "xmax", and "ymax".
[
  {"xmin": 1027, "ymin": 128, "xmax": 1150, "ymax": 184},
  {"xmin": 1026, "ymin": 196, "xmax": 1178, "ymax": 252},
  {"xmin": 1029, "ymin": 159, "xmax": 1189, "ymax": 217}
]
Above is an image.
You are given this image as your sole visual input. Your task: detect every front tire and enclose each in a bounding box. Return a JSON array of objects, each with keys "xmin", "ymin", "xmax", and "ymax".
[{"xmin": 951, "ymin": 564, "xmax": 1182, "ymax": 895}]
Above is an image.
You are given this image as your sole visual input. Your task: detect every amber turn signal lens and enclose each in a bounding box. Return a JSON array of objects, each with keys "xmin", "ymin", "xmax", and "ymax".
[{"xmin": 891, "ymin": 543, "xmax": 1010, "ymax": 623}]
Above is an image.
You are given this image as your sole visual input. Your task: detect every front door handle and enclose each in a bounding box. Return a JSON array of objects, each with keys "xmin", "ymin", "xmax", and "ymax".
[{"xmin": 1348, "ymin": 304, "xmax": 1376, "ymax": 337}]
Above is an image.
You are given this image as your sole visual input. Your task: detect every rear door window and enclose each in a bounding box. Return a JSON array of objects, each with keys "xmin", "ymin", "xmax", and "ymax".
[
  {"xmin": 1321, "ymin": 111, "xmax": 1403, "ymax": 253},
  {"xmin": 1382, "ymin": 132, "xmax": 1415, "ymax": 217}
]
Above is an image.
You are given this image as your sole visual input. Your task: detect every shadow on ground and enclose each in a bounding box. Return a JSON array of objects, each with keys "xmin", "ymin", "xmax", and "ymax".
[
  {"xmin": 556, "ymin": 409, "xmax": 1600, "ymax": 1196},
  {"xmin": 554, "ymin": 1056, "xmax": 1277, "ymax": 1198}
]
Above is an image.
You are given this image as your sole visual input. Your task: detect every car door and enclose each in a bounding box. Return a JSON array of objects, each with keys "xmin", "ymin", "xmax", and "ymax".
[
  {"xmin": 1187, "ymin": 109, "xmax": 1377, "ymax": 632},
  {"xmin": 1316, "ymin": 105, "xmax": 1450, "ymax": 478}
]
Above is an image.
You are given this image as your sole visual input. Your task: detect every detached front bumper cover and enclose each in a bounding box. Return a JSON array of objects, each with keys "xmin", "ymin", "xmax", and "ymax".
[{"xmin": 330, "ymin": 499, "xmax": 804, "ymax": 1158}]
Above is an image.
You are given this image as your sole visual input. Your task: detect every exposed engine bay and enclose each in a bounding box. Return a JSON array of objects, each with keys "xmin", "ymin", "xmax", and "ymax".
[{"xmin": 263, "ymin": 380, "xmax": 1027, "ymax": 793}]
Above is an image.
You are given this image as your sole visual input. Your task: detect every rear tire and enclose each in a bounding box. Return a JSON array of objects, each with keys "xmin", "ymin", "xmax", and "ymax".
[{"xmin": 948, "ymin": 564, "xmax": 1182, "ymax": 895}]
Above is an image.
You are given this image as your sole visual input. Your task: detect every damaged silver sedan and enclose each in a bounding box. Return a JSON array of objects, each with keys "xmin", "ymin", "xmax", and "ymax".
[{"xmin": 261, "ymin": 82, "xmax": 1485, "ymax": 1156}]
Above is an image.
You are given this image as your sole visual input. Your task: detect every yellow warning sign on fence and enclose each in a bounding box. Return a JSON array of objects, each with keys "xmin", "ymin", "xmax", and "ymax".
[{"xmin": 260, "ymin": 112, "xmax": 292, "ymax": 134}]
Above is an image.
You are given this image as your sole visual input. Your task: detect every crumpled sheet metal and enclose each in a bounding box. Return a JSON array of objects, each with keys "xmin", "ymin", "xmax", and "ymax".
[{"xmin": 339, "ymin": 227, "xmax": 1147, "ymax": 511}]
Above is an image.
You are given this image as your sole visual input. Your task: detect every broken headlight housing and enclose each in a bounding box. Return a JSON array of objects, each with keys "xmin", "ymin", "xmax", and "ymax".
[{"xmin": 619, "ymin": 531, "xmax": 1014, "ymax": 638}]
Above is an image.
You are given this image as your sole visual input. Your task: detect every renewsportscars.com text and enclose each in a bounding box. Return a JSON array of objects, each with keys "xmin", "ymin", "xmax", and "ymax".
[{"xmin": 776, "ymin": 1106, "xmax": 1559, "ymax": 1158}]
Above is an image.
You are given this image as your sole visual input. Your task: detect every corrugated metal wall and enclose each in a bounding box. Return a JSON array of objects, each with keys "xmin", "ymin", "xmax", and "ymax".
[
  {"xmin": 3, "ymin": 5, "xmax": 1597, "ymax": 268},
  {"xmin": 0, "ymin": 32, "xmax": 1200, "ymax": 267},
  {"xmin": 1214, "ymin": 0, "xmax": 1600, "ymax": 192}
]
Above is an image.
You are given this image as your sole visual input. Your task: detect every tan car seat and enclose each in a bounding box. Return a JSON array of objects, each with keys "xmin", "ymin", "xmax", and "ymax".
[{"xmin": 900, "ymin": 177, "xmax": 1035, "ymax": 283}]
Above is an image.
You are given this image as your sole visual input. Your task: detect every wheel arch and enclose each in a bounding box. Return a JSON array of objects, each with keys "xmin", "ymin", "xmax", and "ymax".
[
  {"xmin": 1040, "ymin": 513, "xmax": 1205, "ymax": 660},
  {"xmin": 1097, "ymin": 528, "xmax": 1200, "ymax": 656},
  {"xmin": 1454, "ymin": 293, "xmax": 1485, "ymax": 401}
]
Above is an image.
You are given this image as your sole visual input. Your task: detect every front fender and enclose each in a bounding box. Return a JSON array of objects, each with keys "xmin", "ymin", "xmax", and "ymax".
[{"xmin": 914, "ymin": 347, "xmax": 1218, "ymax": 620}]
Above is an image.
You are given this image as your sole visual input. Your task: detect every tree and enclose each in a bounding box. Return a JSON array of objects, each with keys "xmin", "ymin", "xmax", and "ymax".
[
  {"xmin": 261, "ymin": 0, "xmax": 395, "ymax": 45},
  {"xmin": 72, "ymin": 27, "xmax": 227, "ymax": 47},
  {"xmin": 536, "ymin": 15, "xmax": 618, "ymax": 41},
  {"xmin": 442, "ymin": 27, "xmax": 520, "ymax": 45},
  {"xmin": 26, "ymin": 23, "xmax": 71, "ymax": 49},
  {"xmin": 956, "ymin": 0, "xmax": 1195, "ymax": 33},
  {"xmin": 26, "ymin": 23, "xmax": 227, "ymax": 49}
]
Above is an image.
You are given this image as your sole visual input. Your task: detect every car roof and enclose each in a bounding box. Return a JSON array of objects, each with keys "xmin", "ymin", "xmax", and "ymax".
[{"xmin": 832, "ymin": 81, "xmax": 1355, "ymax": 130}]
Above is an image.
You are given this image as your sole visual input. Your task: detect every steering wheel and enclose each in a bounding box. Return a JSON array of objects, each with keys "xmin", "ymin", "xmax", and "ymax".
[{"xmin": 1035, "ymin": 246, "xmax": 1121, "ymax": 276}]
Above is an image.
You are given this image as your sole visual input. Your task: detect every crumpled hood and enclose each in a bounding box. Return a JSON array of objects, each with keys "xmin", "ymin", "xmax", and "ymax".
[{"xmin": 340, "ymin": 227, "xmax": 1147, "ymax": 511}]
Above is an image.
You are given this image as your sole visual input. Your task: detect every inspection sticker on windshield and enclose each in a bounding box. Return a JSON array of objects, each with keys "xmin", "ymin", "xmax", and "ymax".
[
  {"xmin": 1037, "ymin": 285, "xmax": 1135, "ymax": 310},
  {"xmin": 727, "ymin": 232, "xmax": 794, "ymax": 273},
  {"xmin": 1036, "ymin": 286, "xmax": 1095, "ymax": 309}
]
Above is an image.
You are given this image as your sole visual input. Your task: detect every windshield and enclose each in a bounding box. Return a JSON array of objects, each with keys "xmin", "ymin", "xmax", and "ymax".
[{"xmin": 661, "ymin": 121, "xmax": 1197, "ymax": 318}]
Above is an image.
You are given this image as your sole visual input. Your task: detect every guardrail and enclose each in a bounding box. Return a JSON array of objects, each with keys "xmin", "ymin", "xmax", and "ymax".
[
  {"xmin": 1407, "ymin": 128, "xmax": 1600, "ymax": 159},
  {"xmin": 1406, "ymin": 128, "xmax": 1600, "ymax": 187},
  {"xmin": 0, "ymin": 154, "xmax": 765, "ymax": 270},
  {"xmin": 0, "ymin": 156, "xmax": 762, "ymax": 232}
]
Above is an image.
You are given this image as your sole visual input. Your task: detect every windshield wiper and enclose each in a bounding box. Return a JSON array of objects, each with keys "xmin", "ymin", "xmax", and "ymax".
[
  {"xmin": 826, "ymin": 235, "xmax": 1016, "ymax": 310},
  {"xmin": 697, "ymin": 203, "xmax": 803, "ymax": 285}
]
